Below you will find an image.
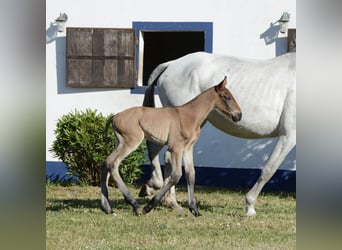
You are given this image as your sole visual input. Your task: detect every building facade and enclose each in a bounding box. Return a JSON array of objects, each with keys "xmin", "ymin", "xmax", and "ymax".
[{"xmin": 46, "ymin": 0, "xmax": 296, "ymax": 190}]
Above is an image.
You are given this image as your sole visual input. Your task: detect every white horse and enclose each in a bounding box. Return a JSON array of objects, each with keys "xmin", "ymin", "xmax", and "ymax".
[{"xmin": 140, "ymin": 51, "xmax": 296, "ymax": 216}]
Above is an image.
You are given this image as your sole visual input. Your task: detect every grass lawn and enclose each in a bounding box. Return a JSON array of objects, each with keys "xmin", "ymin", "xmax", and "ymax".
[{"xmin": 46, "ymin": 184, "xmax": 296, "ymax": 250}]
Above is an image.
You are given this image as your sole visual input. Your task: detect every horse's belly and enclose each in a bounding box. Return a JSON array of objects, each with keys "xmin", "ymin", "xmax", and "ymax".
[{"xmin": 208, "ymin": 110, "xmax": 279, "ymax": 139}]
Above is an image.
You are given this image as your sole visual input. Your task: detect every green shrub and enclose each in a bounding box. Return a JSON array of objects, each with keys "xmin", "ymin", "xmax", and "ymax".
[{"xmin": 49, "ymin": 109, "xmax": 146, "ymax": 186}]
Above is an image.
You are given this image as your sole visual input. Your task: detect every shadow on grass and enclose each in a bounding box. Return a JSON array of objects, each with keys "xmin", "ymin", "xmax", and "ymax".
[
  {"xmin": 46, "ymin": 185, "xmax": 295, "ymax": 214},
  {"xmin": 177, "ymin": 185, "xmax": 296, "ymax": 198},
  {"xmin": 46, "ymin": 197, "xmax": 149, "ymax": 212},
  {"xmin": 174, "ymin": 185, "xmax": 296, "ymax": 214}
]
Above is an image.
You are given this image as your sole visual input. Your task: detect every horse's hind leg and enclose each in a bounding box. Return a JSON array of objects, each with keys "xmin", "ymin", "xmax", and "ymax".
[
  {"xmin": 143, "ymin": 149, "xmax": 183, "ymax": 214},
  {"xmin": 139, "ymin": 141, "xmax": 164, "ymax": 197},
  {"xmin": 162, "ymin": 150, "xmax": 183, "ymax": 211}
]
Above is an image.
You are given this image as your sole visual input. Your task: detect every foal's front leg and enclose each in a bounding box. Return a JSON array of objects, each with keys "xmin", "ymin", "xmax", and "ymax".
[{"xmin": 183, "ymin": 147, "xmax": 201, "ymax": 217}]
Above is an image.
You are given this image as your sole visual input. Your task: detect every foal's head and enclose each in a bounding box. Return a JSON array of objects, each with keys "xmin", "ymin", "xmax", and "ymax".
[{"xmin": 214, "ymin": 76, "xmax": 242, "ymax": 122}]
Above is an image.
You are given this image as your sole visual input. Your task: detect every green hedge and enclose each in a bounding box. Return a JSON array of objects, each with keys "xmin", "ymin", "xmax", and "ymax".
[{"xmin": 49, "ymin": 109, "xmax": 146, "ymax": 185}]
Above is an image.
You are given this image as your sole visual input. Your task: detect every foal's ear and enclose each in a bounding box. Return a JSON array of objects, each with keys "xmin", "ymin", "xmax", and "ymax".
[{"xmin": 215, "ymin": 76, "xmax": 227, "ymax": 92}]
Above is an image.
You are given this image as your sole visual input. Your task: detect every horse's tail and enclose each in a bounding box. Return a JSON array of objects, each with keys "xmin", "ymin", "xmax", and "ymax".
[
  {"xmin": 143, "ymin": 62, "xmax": 170, "ymax": 108},
  {"xmin": 142, "ymin": 84, "xmax": 156, "ymax": 107},
  {"xmin": 147, "ymin": 61, "xmax": 170, "ymax": 86},
  {"xmin": 104, "ymin": 114, "xmax": 115, "ymax": 144}
]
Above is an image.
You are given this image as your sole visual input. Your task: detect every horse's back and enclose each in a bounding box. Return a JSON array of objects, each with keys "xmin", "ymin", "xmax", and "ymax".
[
  {"xmin": 159, "ymin": 52, "xmax": 295, "ymax": 91},
  {"xmin": 156, "ymin": 52, "xmax": 296, "ymax": 138}
]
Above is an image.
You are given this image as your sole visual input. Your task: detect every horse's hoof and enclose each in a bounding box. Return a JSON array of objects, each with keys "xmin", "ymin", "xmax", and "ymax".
[
  {"xmin": 138, "ymin": 185, "xmax": 148, "ymax": 197},
  {"xmin": 244, "ymin": 199, "xmax": 257, "ymax": 217},
  {"xmin": 162, "ymin": 199, "xmax": 183, "ymax": 211},
  {"xmin": 246, "ymin": 208, "xmax": 256, "ymax": 217},
  {"xmin": 139, "ymin": 185, "xmax": 157, "ymax": 197},
  {"xmin": 173, "ymin": 206, "xmax": 184, "ymax": 214},
  {"xmin": 100, "ymin": 205, "xmax": 113, "ymax": 215}
]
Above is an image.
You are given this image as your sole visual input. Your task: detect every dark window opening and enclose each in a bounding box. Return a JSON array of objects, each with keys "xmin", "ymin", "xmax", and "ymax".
[{"xmin": 141, "ymin": 31, "xmax": 205, "ymax": 85}]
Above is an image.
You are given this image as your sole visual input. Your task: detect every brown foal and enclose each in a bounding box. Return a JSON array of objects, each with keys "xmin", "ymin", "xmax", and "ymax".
[{"xmin": 100, "ymin": 76, "xmax": 242, "ymax": 216}]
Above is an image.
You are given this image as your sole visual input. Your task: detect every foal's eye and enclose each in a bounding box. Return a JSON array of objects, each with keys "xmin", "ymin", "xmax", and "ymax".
[{"xmin": 223, "ymin": 95, "xmax": 231, "ymax": 101}]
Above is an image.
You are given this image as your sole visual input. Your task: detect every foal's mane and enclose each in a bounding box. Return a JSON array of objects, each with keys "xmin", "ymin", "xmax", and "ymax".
[{"xmin": 180, "ymin": 86, "xmax": 215, "ymax": 108}]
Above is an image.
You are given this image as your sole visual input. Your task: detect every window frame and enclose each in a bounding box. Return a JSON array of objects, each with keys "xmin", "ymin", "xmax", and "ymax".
[{"xmin": 131, "ymin": 22, "xmax": 213, "ymax": 93}]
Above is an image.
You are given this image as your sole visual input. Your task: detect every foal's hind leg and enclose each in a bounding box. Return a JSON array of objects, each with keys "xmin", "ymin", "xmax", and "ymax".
[
  {"xmin": 100, "ymin": 161, "xmax": 114, "ymax": 214},
  {"xmin": 103, "ymin": 133, "xmax": 143, "ymax": 216}
]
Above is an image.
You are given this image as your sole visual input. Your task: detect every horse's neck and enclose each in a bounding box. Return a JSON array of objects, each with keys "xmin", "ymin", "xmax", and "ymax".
[{"xmin": 178, "ymin": 88, "xmax": 216, "ymax": 126}]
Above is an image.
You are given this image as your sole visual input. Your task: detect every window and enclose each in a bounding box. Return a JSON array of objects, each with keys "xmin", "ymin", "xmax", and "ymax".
[
  {"xmin": 133, "ymin": 22, "xmax": 213, "ymax": 86},
  {"xmin": 65, "ymin": 23, "xmax": 213, "ymax": 89},
  {"xmin": 66, "ymin": 27, "xmax": 136, "ymax": 88}
]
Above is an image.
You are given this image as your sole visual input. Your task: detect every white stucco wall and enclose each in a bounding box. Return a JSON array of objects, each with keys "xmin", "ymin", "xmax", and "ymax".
[{"xmin": 46, "ymin": 0, "xmax": 296, "ymax": 170}]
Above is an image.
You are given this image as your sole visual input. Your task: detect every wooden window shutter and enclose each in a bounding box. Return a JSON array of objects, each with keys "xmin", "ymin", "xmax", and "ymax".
[{"xmin": 66, "ymin": 27, "xmax": 136, "ymax": 88}]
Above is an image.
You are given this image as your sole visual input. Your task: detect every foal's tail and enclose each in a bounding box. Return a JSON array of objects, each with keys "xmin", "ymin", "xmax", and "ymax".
[
  {"xmin": 143, "ymin": 62, "xmax": 169, "ymax": 108},
  {"xmin": 104, "ymin": 114, "xmax": 115, "ymax": 144}
]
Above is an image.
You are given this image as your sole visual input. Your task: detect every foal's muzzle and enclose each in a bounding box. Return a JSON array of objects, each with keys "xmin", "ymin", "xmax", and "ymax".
[{"xmin": 232, "ymin": 112, "xmax": 242, "ymax": 122}]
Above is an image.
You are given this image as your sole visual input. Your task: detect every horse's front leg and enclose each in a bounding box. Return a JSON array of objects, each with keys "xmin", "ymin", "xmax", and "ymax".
[
  {"xmin": 161, "ymin": 150, "xmax": 183, "ymax": 211},
  {"xmin": 245, "ymin": 90, "xmax": 296, "ymax": 217},
  {"xmin": 139, "ymin": 141, "xmax": 164, "ymax": 197},
  {"xmin": 143, "ymin": 149, "xmax": 183, "ymax": 214},
  {"xmin": 183, "ymin": 147, "xmax": 201, "ymax": 217},
  {"xmin": 245, "ymin": 133, "xmax": 295, "ymax": 216}
]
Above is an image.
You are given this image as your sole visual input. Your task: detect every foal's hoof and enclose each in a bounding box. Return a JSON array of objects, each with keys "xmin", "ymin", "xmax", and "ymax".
[
  {"xmin": 134, "ymin": 207, "xmax": 142, "ymax": 216},
  {"xmin": 189, "ymin": 208, "xmax": 202, "ymax": 217},
  {"xmin": 142, "ymin": 204, "xmax": 153, "ymax": 214}
]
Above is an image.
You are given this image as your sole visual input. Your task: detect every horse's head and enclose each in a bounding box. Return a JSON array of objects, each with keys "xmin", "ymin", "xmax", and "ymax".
[{"xmin": 214, "ymin": 76, "xmax": 242, "ymax": 122}]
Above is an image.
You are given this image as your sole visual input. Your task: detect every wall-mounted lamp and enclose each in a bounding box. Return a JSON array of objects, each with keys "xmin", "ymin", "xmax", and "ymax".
[
  {"xmin": 275, "ymin": 12, "xmax": 290, "ymax": 34},
  {"xmin": 55, "ymin": 13, "xmax": 68, "ymax": 32}
]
